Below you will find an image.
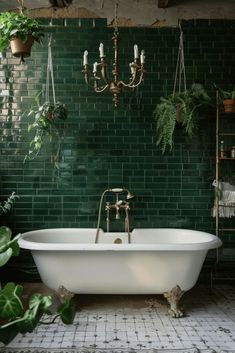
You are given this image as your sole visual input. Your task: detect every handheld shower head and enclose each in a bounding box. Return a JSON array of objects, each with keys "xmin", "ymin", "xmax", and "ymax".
[{"xmin": 110, "ymin": 188, "xmax": 124, "ymax": 193}]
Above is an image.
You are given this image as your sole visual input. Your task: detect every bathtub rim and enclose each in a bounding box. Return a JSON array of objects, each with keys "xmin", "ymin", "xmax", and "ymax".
[{"xmin": 19, "ymin": 227, "xmax": 222, "ymax": 251}]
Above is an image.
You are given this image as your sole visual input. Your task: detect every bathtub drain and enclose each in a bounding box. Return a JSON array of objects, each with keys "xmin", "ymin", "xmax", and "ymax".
[{"xmin": 114, "ymin": 238, "xmax": 122, "ymax": 244}]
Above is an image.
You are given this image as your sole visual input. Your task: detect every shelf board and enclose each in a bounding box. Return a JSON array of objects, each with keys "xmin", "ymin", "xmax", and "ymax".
[
  {"xmin": 218, "ymin": 228, "xmax": 235, "ymax": 231},
  {"xmin": 218, "ymin": 132, "xmax": 235, "ymax": 136},
  {"xmin": 219, "ymin": 157, "xmax": 235, "ymax": 160}
]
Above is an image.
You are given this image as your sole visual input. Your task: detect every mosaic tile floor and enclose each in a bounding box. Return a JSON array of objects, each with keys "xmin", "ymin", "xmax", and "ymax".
[{"xmin": 7, "ymin": 284, "xmax": 235, "ymax": 352}]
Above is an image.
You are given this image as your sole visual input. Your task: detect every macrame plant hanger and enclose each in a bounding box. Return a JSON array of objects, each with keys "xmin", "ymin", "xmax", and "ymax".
[
  {"xmin": 45, "ymin": 35, "xmax": 62, "ymax": 167},
  {"xmin": 45, "ymin": 35, "xmax": 56, "ymax": 106},
  {"xmin": 18, "ymin": 0, "xmax": 27, "ymax": 64},
  {"xmin": 173, "ymin": 21, "xmax": 187, "ymax": 98}
]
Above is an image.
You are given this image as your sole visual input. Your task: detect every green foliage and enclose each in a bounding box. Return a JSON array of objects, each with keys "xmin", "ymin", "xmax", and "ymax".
[
  {"xmin": 0, "ymin": 227, "xmax": 20, "ymax": 267},
  {"xmin": 154, "ymin": 83, "xmax": 211, "ymax": 153},
  {"xmin": 215, "ymin": 85, "xmax": 235, "ymax": 100},
  {"xmin": 0, "ymin": 193, "xmax": 20, "ymax": 266},
  {"xmin": 0, "ymin": 11, "xmax": 44, "ymax": 52},
  {"xmin": 0, "ymin": 283, "xmax": 24, "ymax": 319},
  {"xmin": 0, "ymin": 192, "xmax": 19, "ymax": 216},
  {"xmin": 0, "ymin": 282, "xmax": 75, "ymax": 345},
  {"xmin": 58, "ymin": 299, "xmax": 76, "ymax": 324},
  {"xmin": 24, "ymin": 94, "xmax": 68, "ymax": 162}
]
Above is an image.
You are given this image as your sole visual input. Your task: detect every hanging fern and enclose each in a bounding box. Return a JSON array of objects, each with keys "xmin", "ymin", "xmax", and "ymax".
[
  {"xmin": 154, "ymin": 97, "xmax": 177, "ymax": 153},
  {"xmin": 153, "ymin": 84, "xmax": 211, "ymax": 153}
]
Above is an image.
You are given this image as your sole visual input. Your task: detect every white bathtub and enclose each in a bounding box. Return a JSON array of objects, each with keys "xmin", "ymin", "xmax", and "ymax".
[{"xmin": 19, "ymin": 228, "xmax": 222, "ymax": 295}]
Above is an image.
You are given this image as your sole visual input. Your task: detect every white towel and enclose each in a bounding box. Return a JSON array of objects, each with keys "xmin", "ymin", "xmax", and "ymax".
[{"xmin": 212, "ymin": 181, "xmax": 235, "ymax": 218}]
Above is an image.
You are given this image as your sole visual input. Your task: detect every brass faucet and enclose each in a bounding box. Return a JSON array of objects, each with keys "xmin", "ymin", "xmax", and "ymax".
[{"xmin": 95, "ymin": 188, "xmax": 134, "ymax": 243}]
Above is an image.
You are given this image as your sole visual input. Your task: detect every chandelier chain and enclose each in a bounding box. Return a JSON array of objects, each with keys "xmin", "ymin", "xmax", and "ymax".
[
  {"xmin": 114, "ymin": 0, "xmax": 119, "ymax": 33},
  {"xmin": 18, "ymin": 0, "xmax": 25, "ymax": 14}
]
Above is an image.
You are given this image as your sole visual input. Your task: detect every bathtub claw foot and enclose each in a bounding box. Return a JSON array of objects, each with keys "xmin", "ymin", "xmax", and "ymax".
[
  {"xmin": 57, "ymin": 285, "xmax": 75, "ymax": 303},
  {"xmin": 164, "ymin": 285, "xmax": 184, "ymax": 318}
]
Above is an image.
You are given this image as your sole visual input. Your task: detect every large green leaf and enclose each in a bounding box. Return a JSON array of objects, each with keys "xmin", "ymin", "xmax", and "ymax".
[
  {"xmin": 0, "ymin": 233, "xmax": 20, "ymax": 256},
  {"xmin": 0, "ymin": 226, "xmax": 12, "ymax": 247},
  {"xmin": 19, "ymin": 294, "xmax": 52, "ymax": 333},
  {"xmin": 57, "ymin": 299, "xmax": 76, "ymax": 325},
  {"xmin": 29, "ymin": 293, "xmax": 52, "ymax": 312},
  {"xmin": 0, "ymin": 283, "xmax": 24, "ymax": 319},
  {"xmin": 0, "ymin": 248, "xmax": 13, "ymax": 267}
]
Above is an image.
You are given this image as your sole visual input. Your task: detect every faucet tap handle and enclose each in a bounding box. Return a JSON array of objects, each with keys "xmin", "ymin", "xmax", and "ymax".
[{"xmin": 105, "ymin": 202, "xmax": 111, "ymax": 210}]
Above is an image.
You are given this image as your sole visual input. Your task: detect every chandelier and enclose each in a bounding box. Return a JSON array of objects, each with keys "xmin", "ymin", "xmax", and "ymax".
[{"xmin": 82, "ymin": 1, "xmax": 146, "ymax": 107}]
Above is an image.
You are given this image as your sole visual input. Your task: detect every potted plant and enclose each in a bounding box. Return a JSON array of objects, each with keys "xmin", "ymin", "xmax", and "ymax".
[
  {"xmin": 0, "ymin": 11, "xmax": 44, "ymax": 61},
  {"xmin": 153, "ymin": 83, "xmax": 211, "ymax": 153},
  {"xmin": 0, "ymin": 193, "xmax": 75, "ymax": 345},
  {"xmin": 216, "ymin": 86, "xmax": 235, "ymax": 113},
  {"xmin": 24, "ymin": 93, "xmax": 67, "ymax": 163}
]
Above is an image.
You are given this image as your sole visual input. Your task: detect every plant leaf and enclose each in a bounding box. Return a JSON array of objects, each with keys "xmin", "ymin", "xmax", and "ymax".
[
  {"xmin": 0, "ymin": 248, "xmax": 13, "ymax": 267},
  {"xmin": 0, "ymin": 226, "xmax": 12, "ymax": 246},
  {"xmin": 0, "ymin": 283, "xmax": 24, "ymax": 319},
  {"xmin": 57, "ymin": 299, "xmax": 76, "ymax": 324}
]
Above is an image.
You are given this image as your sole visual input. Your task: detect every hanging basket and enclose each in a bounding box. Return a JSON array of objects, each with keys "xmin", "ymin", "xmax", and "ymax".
[
  {"xmin": 223, "ymin": 99, "xmax": 235, "ymax": 113},
  {"xmin": 176, "ymin": 104, "xmax": 183, "ymax": 123},
  {"xmin": 10, "ymin": 36, "xmax": 34, "ymax": 58}
]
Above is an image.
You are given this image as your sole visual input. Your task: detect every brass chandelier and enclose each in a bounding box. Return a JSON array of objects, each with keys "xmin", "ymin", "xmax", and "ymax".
[{"xmin": 82, "ymin": 1, "xmax": 146, "ymax": 107}]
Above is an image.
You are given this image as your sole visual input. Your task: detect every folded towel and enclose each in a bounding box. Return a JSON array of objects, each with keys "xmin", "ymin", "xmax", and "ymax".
[{"xmin": 212, "ymin": 180, "xmax": 235, "ymax": 218}]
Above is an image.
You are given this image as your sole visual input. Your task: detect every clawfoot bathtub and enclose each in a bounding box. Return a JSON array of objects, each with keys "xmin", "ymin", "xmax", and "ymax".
[{"xmin": 19, "ymin": 228, "xmax": 222, "ymax": 317}]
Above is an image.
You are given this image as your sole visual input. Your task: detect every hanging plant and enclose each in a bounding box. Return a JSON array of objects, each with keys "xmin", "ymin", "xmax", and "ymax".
[
  {"xmin": 153, "ymin": 24, "xmax": 211, "ymax": 153},
  {"xmin": 24, "ymin": 95, "xmax": 67, "ymax": 163},
  {"xmin": 0, "ymin": 2, "xmax": 44, "ymax": 62},
  {"xmin": 154, "ymin": 84, "xmax": 211, "ymax": 153},
  {"xmin": 24, "ymin": 36, "xmax": 68, "ymax": 164}
]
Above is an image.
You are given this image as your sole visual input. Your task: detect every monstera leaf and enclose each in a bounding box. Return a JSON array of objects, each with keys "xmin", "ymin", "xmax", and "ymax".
[{"xmin": 58, "ymin": 299, "xmax": 76, "ymax": 324}]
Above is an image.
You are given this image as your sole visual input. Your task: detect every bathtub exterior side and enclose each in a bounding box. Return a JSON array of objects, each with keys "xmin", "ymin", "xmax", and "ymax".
[
  {"xmin": 31, "ymin": 249, "xmax": 208, "ymax": 294},
  {"xmin": 19, "ymin": 228, "xmax": 222, "ymax": 294}
]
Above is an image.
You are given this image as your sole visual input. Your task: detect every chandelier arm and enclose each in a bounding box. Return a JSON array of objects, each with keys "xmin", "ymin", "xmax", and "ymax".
[
  {"xmin": 100, "ymin": 63, "xmax": 109, "ymax": 85},
  {"xmin": 83, "ymin": 68, "xmax": 96, "ymax": 88},
  {"xmin": 94, "ymin": 84, "xmax": 109, "ymax": 93},
  {"xmin": 118, "ymin": 69, "xmax": 144, "ymax": 88}
]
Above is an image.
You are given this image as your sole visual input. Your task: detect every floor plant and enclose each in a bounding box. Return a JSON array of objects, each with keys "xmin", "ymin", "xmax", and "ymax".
[{"xmin": 0, "ymin": 193, "xmax": 75, "ymax": 345}]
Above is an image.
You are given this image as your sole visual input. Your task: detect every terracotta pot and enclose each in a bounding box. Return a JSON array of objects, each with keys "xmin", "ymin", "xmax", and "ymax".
[
  {"xmin": 10, "ymin": 36, "xmax": 34, "ymax": 58},
  {"xmin": 176, "ymin": 104, "xmax": 182, "ymax": 123},
  {"xmin": 223, "ymin": 99, "xmax": 235, "ymax": 113}
]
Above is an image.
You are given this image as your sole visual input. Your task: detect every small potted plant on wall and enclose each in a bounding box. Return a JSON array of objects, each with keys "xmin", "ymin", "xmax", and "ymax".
[
  {"xmin": 153, "ymin": 83, "xmax": 211, "ymax": 153},
  {"xmin": 0, "ymin": 10, "xmax": 44, "ymax": 61},
  {"xmin": 216, "ymin": 86, "xmax": 235, "ymax": 113}
]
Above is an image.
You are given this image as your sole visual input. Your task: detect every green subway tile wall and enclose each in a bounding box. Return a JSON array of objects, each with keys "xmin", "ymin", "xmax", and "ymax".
[{"xmin": 1, "ymin": 19, "xmax": 235, "ymax": 281}]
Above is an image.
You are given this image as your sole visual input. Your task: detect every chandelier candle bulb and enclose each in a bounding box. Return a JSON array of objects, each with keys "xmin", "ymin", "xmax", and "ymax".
[
  {"xmin": 93, "ymin": 62, "xmax": 98, "ymax": 73},
  {"xmin": 134, "ymin": 44, "xmax": 139, "ymax": 59},
  {"xmin": 99, "ymin": 43, "xmax": 104, "ymax": 57},
  {"xmin": 83, "ymin": 50, "xmax": 88, "ymax": 65},
  {"xmin": 140, "ymin": 50, "xmax": 145, "ymax": 64}
]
